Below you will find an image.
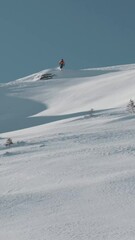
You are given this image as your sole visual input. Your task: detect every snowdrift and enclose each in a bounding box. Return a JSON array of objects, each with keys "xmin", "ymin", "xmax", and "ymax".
[
  {"xmin": 1, "ymin": 64, "xmax": 135, "ymax": 240},
  {"xmin": 1, "ymin": 64, "xmax": 135, "ymax": 133}
]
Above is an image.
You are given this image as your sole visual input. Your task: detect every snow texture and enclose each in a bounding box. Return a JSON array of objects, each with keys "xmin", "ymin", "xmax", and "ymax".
[{"xmin": 1, "ymin": 64, "xmax": 135, "ymax": 239}]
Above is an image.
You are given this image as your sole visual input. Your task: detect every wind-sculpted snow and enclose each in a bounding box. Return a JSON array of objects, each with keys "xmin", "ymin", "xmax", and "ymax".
[
  {"xmin": 1, "ymin": 65, "xmax": 135, "ymax": 133},
  {"xmin": 1, "ymin": 64, "xmax": 135, "ymax": 239}
]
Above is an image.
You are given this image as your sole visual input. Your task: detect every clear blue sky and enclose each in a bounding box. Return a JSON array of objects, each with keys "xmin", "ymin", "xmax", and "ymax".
[{"xmin": 0, "ymin": 0, "xmax": 135, "ymax": 82}]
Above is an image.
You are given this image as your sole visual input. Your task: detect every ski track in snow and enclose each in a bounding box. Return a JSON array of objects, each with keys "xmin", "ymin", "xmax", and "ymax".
[{"xmin": 1, "ymin": 65, "xmax": 135, "ymax": 239}]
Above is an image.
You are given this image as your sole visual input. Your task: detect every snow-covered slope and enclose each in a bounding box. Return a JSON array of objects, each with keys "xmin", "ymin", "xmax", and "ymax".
[
  {"xmin": 1, "ymin": 64, "xmax": 135, "ymax": 240},
  {"xmin": 1, "ymin": 65, "xmax": 135, "ymax": 133}
]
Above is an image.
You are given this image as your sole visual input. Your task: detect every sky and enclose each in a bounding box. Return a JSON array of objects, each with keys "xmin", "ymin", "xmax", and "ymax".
[{"xmin": 0, "ymin": 0, "xmax": 135, "ymax": 82}]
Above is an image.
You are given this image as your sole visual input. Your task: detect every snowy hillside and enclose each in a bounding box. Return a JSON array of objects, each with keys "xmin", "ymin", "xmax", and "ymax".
[{"xmin": 1, "ymin": 64, "xmax": 135, "ymax": 240}]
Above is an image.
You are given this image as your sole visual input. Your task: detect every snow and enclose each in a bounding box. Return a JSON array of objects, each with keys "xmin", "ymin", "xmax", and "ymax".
[{"xmin": 1, "ymin": 64, "xmax": 135, "ymax": 239}]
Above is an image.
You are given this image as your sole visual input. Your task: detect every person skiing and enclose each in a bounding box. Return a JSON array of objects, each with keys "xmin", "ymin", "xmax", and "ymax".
[{"xmin": 59, "ymin": 58, "xmax": 65, "ymax": 70}]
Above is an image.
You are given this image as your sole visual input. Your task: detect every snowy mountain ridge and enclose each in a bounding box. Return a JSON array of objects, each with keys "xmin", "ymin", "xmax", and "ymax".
[{"xmin": 1, "ymin": 64, "xmax": 135, "ymax": 133}]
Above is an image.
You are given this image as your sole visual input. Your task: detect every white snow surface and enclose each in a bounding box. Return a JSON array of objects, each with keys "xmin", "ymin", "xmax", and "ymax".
[{"xmin": 1, "ymin": 64, "xmax": 135, "ymax": 239}]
